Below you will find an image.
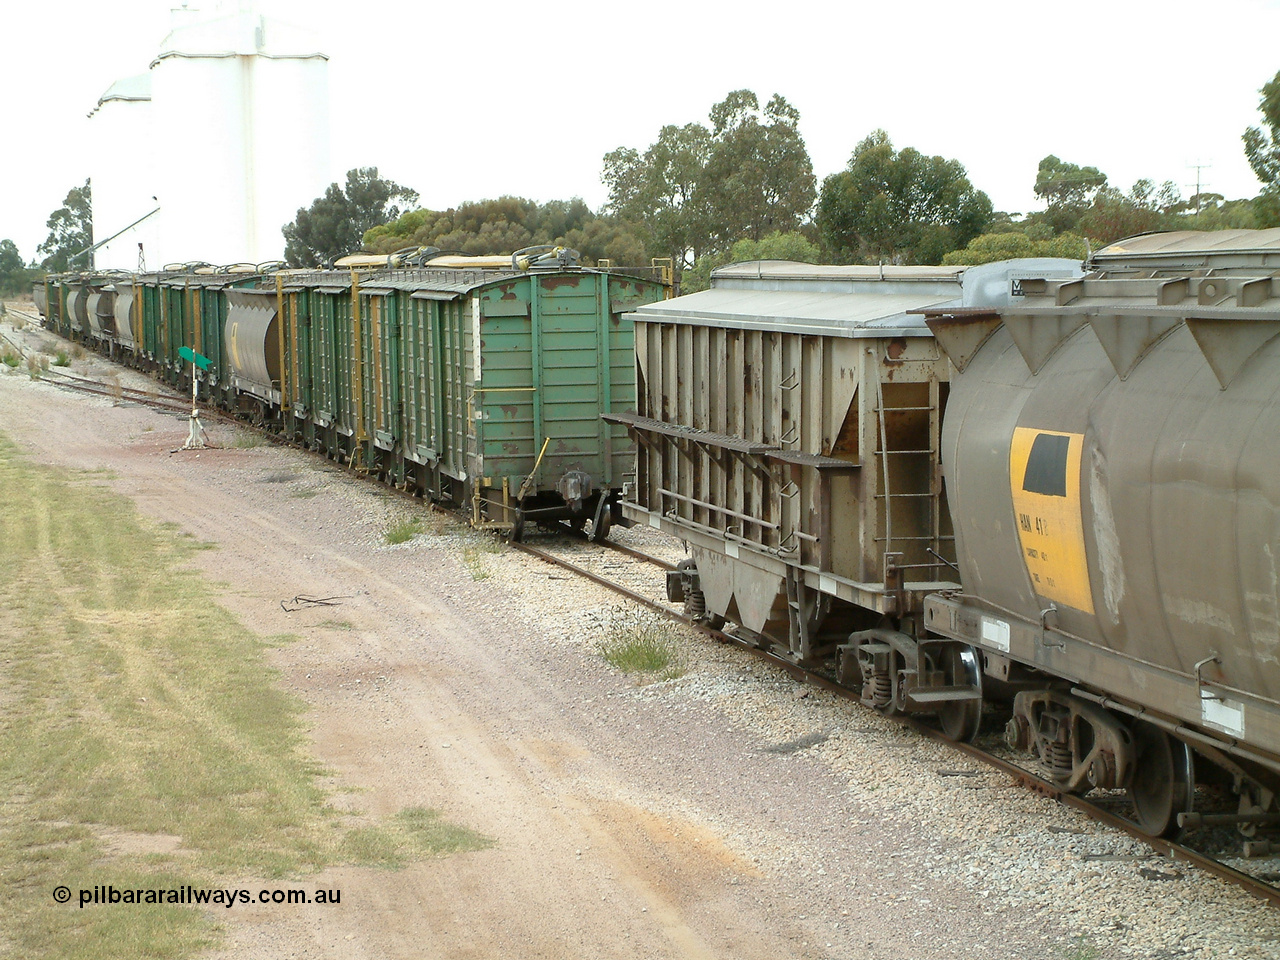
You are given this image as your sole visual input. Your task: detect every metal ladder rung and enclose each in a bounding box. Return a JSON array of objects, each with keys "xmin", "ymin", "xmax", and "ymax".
[
  {"xmin": 873, "ymin": 535, "xmax": 956, "ymax": 543},
  {"xmin": 907, "ymin": 686, "xmax": 983, "ymax": 704}
]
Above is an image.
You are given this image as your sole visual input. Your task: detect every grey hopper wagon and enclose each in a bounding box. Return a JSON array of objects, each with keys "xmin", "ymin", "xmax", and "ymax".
[{"xmin": 612, "ymin": 257, "xmax": 1081, "ymax": 741}]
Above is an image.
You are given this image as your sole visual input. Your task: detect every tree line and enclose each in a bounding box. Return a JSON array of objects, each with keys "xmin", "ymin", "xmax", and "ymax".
[
  {"xmin": 329, "ymin": 75, "xmax": 1280, "ymax": 288},
  {"xmin": 14, "ymin": 71, "xmax": 1280, "ymax": 297}
]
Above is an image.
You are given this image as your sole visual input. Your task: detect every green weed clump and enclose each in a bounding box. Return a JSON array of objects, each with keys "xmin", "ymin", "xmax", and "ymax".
[
  {"xmin": 341, "ymin": 807, "xmax": 493, "ymax": 868},
  {"xmin": 229, "ymin": 430, "xmax": 264, "ymax": 449},
  {"xmin": 1, "ymin": 348, "xmax": 19, "ymax": 367},
  {"xmin": 52, "ymin": 348, "xmax": 70, "ymax": 366},
  {"xmin": 385, "ymin": 518, "xmax": 425, "ymax": 545},
  {"xmin": 598, "ymin": 614, "xmax": 687, "ymax": 681},
  {"xmin": 461, "ymin": 544, "xmax": 490, "ymax": 579},
  {"xmin": 1061, "ymin": 937, "xmax": 1101, "ymax": 960}
]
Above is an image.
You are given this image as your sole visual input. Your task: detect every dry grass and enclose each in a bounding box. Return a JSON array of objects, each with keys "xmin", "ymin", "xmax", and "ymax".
[{"xmin": 0, "ymin": 434, "xmax": 490, "ymax": 959}]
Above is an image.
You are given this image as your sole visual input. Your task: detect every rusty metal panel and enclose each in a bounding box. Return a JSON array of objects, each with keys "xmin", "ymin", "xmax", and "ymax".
[{"xmin": 627, "ymin": 294, "xmax": 947, "ymax": 635}]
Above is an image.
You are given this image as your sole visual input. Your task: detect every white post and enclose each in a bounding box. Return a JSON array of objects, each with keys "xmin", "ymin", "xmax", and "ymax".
[{"xmin": 182, "ymin": 360, "xmax": 206, "ymax": 450}]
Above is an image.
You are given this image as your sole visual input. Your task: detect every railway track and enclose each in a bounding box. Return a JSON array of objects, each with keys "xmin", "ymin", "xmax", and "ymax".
[
  {"xmin": 9, "ymin": 309, "xmax": 1280, "ymax": 909},
  {"xmin": 510, "ymin": 534, "xmax": 1280, "ymax": 909},
  {"xmin": 0, "ymin": 313, "xmax": 306, "ymax": 436},
  {"xmin": 1, "ymin": 315, "xmax": 196, "ymax": 415}
]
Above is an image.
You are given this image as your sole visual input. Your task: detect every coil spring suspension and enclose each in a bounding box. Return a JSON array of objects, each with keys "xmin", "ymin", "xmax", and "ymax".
[
  {"xmin": 1046, "ymin": 741, "xmax": 1073, "ymax": 780},
  {"xmin": 685, "ymin": 589, "xmax": 707, "ymax": 620},
  {"xmin": 869, "ymin": 671, "xmax": 892, "ymax": 708}
]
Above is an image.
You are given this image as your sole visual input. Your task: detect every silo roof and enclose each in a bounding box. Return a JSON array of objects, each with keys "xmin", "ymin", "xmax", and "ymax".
[{"xmin": 154, "ymin": 10, "xmax": 327, "ymax": 61}]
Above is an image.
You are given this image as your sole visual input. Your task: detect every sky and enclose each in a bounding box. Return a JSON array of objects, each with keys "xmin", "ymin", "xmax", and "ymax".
[{"xmin": 3, "ymin": 0, "xmax": 1279, "ymax": 263}]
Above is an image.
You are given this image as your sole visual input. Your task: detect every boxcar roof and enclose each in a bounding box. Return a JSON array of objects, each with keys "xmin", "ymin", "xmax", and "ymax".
[
  {"xmin": 627, "ymin": 286, "xmax": 955, "ymax": 338},
  {"xmin": 712, "ymin": 260, "xmax": 966, "ymax": 282},
  {"xmin": 274, "ymin": 267, "xmax": 650, "ymax": 299},
  {"xmin": 1091, "ymin": 229, "xmax": 1280, "ymax": 275}
]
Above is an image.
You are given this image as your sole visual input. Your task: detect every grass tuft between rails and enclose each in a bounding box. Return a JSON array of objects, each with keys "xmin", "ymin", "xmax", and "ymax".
[
  {"xmin": 597, "ymin": 614, "xmax": 687, "ymax": 681},
  {"xmin": 0, "ymin": 433, "xmax": 491, "ymax": 959}
]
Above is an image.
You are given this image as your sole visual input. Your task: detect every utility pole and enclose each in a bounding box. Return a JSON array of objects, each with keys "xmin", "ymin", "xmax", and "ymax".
[{"xmin": 1186, "ymin": 162, "xmax": 1212, "ymax": 218}]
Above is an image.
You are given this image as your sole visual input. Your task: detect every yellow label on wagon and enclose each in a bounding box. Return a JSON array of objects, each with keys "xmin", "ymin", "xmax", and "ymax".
[{"xmin": 1008, "ymin": 428, "xmax": 1094, "ymax": 614}]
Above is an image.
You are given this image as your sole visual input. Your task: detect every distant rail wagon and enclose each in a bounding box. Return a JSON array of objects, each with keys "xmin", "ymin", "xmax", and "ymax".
[{"xmin": 37, "ymin": 252, "xmax": 670, "ymax": 537}]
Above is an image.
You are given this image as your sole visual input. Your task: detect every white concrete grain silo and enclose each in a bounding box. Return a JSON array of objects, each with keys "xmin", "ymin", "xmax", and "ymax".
[{"xmin": 148, "ymin": 4, "xmax": 330, "ymax": 266}]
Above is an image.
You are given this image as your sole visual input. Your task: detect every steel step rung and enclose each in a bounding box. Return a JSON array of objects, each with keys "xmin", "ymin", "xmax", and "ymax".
[{"xmin": 907, "ymin": 686, "xmax": 983, "ymax": 703}]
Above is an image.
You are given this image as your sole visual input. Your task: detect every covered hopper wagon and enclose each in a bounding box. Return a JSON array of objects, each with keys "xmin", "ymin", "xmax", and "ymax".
[{"xmin": 923, "ymin": 229, "xmax": 1280, "ymax": 835}]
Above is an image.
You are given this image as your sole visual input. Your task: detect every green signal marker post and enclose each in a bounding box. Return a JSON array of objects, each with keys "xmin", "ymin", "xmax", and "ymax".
[
  {"xmin": 178, "ymin": 347, "xmax": 212, "ymax": 451},
  {"xmin": 179, "ymin": 346, "xmax": 212, "ymax": 370}
]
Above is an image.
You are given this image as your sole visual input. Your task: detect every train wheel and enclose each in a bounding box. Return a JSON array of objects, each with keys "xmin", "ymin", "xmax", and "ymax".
[
  {"xmin": 1127, "ymin": 720, "xmax": 1194, "ymax": 837},
  {"xmin": 509, "ymin": 510, "xmax": 525, "ymax": 543},
  {"xmin": 937, "ymin": 643, "xmax": 983, "ymax": 743}
]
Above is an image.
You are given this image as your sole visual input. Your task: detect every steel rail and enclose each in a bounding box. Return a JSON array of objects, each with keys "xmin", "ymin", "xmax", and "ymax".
[
  {"xmin": 43, "ymin": 377, "xmax": 192, "ymax": 414},
  {"xmin": 606, "ymin": 541, "xmax": 676, "ymax": 571},
  {"xmin": 563, "ymin": 529, "xmax": 677, "ymax": 571},
  {"xmin": 2, "ymin": 317, "xmax": 193, "ymax": 413}
]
